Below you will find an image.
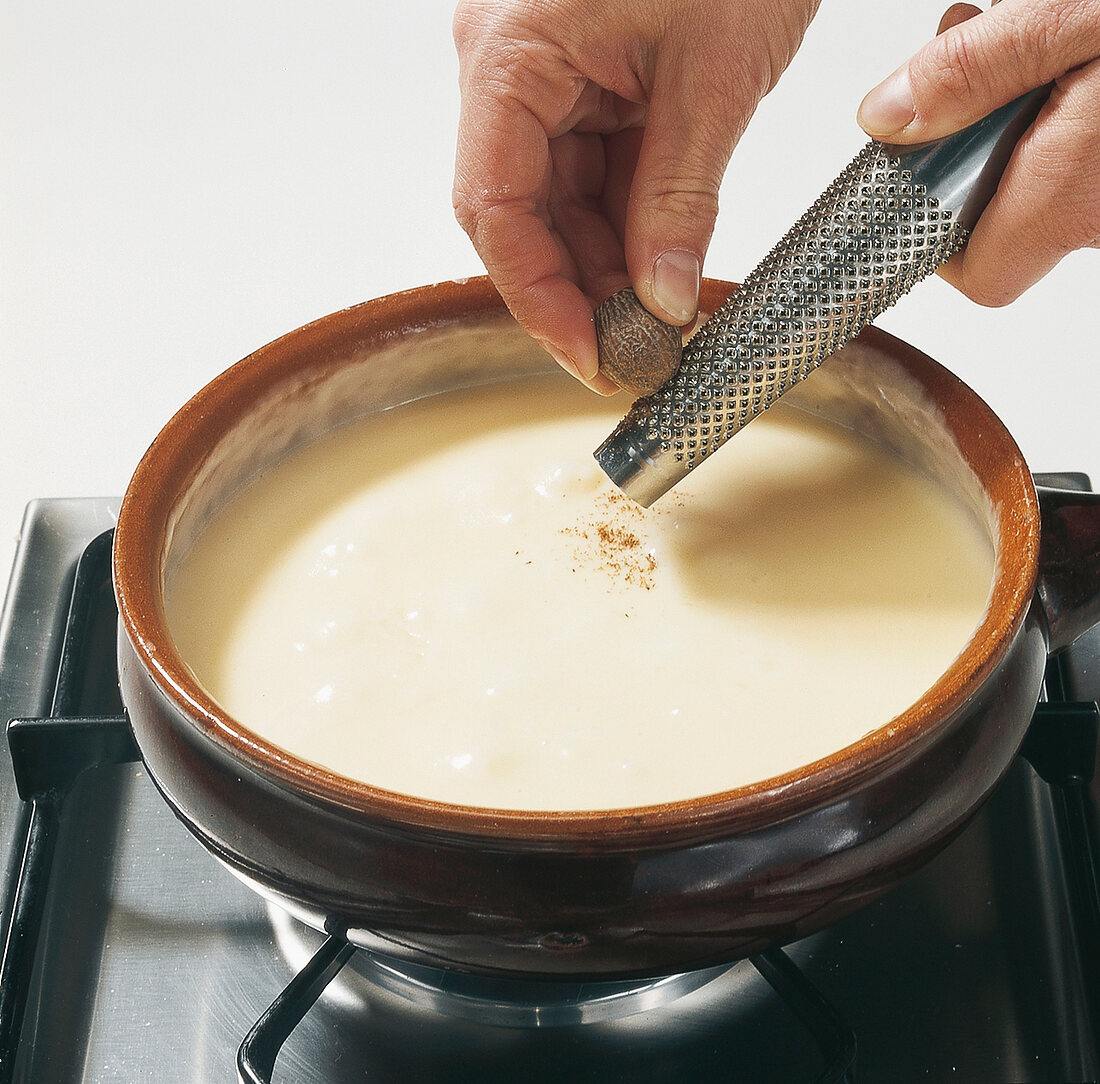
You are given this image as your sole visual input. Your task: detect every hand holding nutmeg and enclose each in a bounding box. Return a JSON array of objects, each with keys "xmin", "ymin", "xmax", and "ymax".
[
  {"xmin": 452, "ymin": 0, "xmax": 820, "ymax": 390},
  {"xmin": 594, "ymin": 288, "xmax": 683, "ymax": 397}
]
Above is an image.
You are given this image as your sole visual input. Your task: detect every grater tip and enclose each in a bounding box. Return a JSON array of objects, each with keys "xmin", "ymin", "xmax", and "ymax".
[{"xmin": 593, "ymin": 416, "xmax": 674, "ymax": 508}]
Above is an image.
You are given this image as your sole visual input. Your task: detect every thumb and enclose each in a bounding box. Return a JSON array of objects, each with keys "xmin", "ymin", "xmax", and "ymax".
[
  {"xmin": 857, "ymin": 0, "xmax": 1100, "ymax": 143},
  {"xmin": 624, "ymin": 64, "xmax": 754, "ymax": 326}
]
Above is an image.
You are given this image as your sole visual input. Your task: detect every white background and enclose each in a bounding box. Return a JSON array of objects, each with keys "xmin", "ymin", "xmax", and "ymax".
[{"xmin": 2, "ymin": 0, "xmax": 1097, "ymax": 579}]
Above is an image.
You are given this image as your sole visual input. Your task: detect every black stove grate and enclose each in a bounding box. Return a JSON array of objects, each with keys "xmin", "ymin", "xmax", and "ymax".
[{"xmin": 0, "ymin": 531, "xmax": 137, "ymax": 1084}]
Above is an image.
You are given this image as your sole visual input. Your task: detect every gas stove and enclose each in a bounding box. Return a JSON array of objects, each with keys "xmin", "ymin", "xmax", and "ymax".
[{"xmin": 1, "ymin": 493, "xmax": 1098, "ymax": 1083}]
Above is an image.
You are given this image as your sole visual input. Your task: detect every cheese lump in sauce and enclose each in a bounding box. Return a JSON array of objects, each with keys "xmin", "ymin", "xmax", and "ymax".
[{"xmin": 167, "ymin": 375, "xmax": 995, "ymax": 811}]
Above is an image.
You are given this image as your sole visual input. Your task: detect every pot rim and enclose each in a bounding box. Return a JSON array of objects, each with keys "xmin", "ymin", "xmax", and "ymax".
[{"xmin": 113, "ymin": 275, "xmax": 1041, "ymax": 846}]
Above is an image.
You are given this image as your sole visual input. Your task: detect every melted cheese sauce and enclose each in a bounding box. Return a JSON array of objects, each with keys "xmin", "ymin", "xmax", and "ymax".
[{"xmin": 167, "ymin": 376, "xmax": 994, "ymax": 810}]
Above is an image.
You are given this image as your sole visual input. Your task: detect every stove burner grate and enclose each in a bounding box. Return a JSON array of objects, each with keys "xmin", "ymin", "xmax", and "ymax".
[{"xmin": 236, "ymin": 935, "xmax": 858, "ymax": 1084}]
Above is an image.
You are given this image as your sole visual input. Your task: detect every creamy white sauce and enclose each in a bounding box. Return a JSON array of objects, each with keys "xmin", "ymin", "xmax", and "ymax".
[{"xmin": 167, "ymin": 376, "xmax": 994, "ymax": 811}]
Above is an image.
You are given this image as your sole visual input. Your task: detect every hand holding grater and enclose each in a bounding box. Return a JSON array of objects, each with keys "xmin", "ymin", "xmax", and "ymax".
[{"xmin": 594, "ymin": 88, "xmax": 1049, "ymax": 507}]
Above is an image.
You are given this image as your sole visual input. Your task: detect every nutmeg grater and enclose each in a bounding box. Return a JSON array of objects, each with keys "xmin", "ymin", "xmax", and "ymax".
[{"xmin": 594, "ymin": 88, "xmax": 1048, "ymax": 506}]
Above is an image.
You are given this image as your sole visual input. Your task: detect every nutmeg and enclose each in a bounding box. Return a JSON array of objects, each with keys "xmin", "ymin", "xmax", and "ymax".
[{"xmin": 594, "ymin": 287, "xmax": 683, "ymax": 397}]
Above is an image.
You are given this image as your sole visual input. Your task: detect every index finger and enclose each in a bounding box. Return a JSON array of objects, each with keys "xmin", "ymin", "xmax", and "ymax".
[{"xmin": 453, "ymin": 79, "xmax": 603, "ymax": 383}]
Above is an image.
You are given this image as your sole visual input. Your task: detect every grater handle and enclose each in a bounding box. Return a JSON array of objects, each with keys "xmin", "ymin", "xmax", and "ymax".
[{"xmin": 594, "ymin": 88, "xmax": 1048, "ymax": 507}]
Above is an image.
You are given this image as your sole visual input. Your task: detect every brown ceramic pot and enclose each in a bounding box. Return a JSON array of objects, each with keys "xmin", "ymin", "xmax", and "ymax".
[{"xmin": 113, "ymin": 277, "xmax": 1100, "ymax": 981}]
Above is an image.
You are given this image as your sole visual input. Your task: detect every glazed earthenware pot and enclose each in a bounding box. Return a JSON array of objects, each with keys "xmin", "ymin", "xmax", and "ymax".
[{"xmin": 113, "ymin": 277, "xmax": 1100, "ymax": 980}]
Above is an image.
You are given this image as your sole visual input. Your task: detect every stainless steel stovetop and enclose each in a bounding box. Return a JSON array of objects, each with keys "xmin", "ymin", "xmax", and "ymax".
[{"xmin": 1, "ymin": 497, "xmax": 1098, "ymax": 1083}]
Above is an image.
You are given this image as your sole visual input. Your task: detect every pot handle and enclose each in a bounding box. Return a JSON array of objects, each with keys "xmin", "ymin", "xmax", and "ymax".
[{"xmin": 1036, "ymin": 484, "xmax": 1100, "ymax": 654}]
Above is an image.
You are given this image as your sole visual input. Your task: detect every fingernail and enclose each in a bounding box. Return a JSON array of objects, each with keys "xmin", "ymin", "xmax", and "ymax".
[
  {"xmin": 575, "ymin": 339, "xmax": 599, "ymax": 381},
  {"xmin": 543, "ymin": 343, "xmax": 581, "ymax": 379},
  {"xmin": 652, "ymin": 250, "xmax": 700, "ymax": 326},
  {"xmin": 541, "ymin": 340, "xmax": 599, "ymax": 383},
  {"xmin": 858, "ymin": 66, "xmax": 916, "ymax": 138}
]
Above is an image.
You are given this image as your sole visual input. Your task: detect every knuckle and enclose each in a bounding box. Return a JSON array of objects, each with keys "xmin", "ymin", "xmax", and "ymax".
[
  {"xmin": 451, "ymin": 166, "xmax": 497, "ymax": 239},
  {"xmin": 453, "ymin": 4, "xmax": 551, "ymax": 105},
  {"xmin": 915, "ymin": 0, "xmax": 1081, "ymax": 110},
  {"xmin": 452, "ymin": 189, "xmax": 479, "ymax": 237},
  {"xmin": 634, "ymin": 175, "xmax": 720, "ymax": 245},
  {"xmin": 913, "ymin": 30, "xmax": 982, "ymax": 109},
  {"xmin": 452, "ymin": 0, "xmax": 509, "ymax": 51},
  {"xmin": 451, "ymin": 181, "xmax": 503, "ymax": 242},
  {"xmin": 998, "ymin": 5, "xmax": 1062, "ymax": 83},
  {"xmin": 651, "ymin": 184, "xmax": 720, "ymax": 226},
  {"xmin": 451, "ymin": 3, "xmax": 474, "ymax": 50},
  {"xmin": 1019, "ymin": 0, "xmax": 1084, "ymax": 59},
  {"xmin": 453, "ymin": 0, "xmax": 564, "ymax": 96},
  {"xmin": 1051, "ymin": 187, "xmax": 1100, "ymax": 254}
]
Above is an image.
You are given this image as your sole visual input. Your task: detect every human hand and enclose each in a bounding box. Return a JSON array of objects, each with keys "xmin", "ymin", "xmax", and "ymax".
[
  {"xmin": 452, "ymin": 0, "xmax": 819, "ymax": 392},
  {"xmin": 857, "ymin": 0, "xmax": 1100, "ymax": 306}
]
